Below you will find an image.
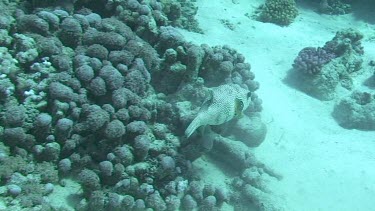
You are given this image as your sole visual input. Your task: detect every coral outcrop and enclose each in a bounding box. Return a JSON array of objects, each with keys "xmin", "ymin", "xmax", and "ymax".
[
  {"xmin": 333, "ymin": 91, "xmax": 375, "ymax": 130},
  {"xmin": 256, "ymin": 0, "xmax": 299, "ymax": 26},
  {"xmin": 290, "ymin": 28, "xmax": 364, "ymax": 100}
]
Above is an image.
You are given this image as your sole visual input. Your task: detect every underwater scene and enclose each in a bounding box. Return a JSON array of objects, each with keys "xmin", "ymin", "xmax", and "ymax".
[{"xmin": 1, "ymin": 0, "xmax": 375, "ymax": 210}]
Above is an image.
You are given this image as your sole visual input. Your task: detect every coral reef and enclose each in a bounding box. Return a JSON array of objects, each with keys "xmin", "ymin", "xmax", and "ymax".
[
  {"xmin": 332, "ymin": 91, "xmax": 375, "ymax": 130},
  {"xmin": 0, "ymin": 0, "xmax": 272, "ymax": 210},
  {"xmin": 159, "ymin": 0, "xmax": 203, "ymax": 33},
  {"xmin": 210, "ymin": 136, "xmax": 283, "ymax": 211},
  {"xmin": 291, "ymin": 28, "xmax": 364, "ymax": 100},
  {"xmin": 318, "ymin": 0, "xmax": 352, "ymax": 15},
  {"xmin": 256, "ymin": 0, "xmax": 299, "ymax": 26}
]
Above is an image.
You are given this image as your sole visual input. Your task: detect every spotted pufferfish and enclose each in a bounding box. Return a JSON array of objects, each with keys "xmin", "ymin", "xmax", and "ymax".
[{"xmin": 185, "ymin": 83, "xmax": 252, "ymax": 138}]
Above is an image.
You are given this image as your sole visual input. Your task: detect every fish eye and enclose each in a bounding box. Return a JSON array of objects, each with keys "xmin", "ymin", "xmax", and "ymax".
[
  {"xmin": 238, "ymin": 100, "xmax": 244, "ymax": 110},
  {"xmin": 247, "ymin": 92, "xmax": 252, "ymax": 99}
]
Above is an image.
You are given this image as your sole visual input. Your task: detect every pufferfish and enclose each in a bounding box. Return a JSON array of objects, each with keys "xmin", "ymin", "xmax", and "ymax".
[{"xmin": 185, "ymin": 83, "xmax": 252, "ymax": 138}]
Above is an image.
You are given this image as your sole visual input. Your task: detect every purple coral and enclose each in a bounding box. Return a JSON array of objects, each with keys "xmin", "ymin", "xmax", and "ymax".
[{"xmin": 293, "ymin": 47, "xmax": 336, "ymax": 75}]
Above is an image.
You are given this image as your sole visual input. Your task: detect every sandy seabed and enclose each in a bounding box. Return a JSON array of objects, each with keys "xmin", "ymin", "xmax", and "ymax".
[{"xmin": 178, "ymin": 0, "xmax": 375, "ymax": 210}]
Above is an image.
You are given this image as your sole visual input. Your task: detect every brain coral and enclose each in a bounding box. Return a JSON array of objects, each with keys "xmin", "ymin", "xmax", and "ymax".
[{"xmin": 257, "ymin": 0, "xmax": 298, "ymax": 26}]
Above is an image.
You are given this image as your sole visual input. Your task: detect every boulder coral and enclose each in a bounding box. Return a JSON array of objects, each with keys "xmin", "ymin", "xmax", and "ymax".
[
  {"xmin": 256, "ymin": 0, "xmax": 299, "ymax": 26},
  {"xmin": 333, "ymin": 91, "xmax": 375, "ymax": 130}
]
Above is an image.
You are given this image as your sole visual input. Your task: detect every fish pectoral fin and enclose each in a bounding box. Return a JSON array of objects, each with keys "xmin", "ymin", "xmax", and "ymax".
[
  {"xmin": 198, "ymin": 125, "xmax": 207, "ymax": 136},
  {"xmin": 236, "ymin": 112, "xmax": 244, "ymax": 118}
]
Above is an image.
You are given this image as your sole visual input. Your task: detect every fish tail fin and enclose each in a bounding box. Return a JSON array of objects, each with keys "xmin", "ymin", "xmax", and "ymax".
[{"xmin": 185, "ymin": 117, "xmax": 202, "ymax": 138}]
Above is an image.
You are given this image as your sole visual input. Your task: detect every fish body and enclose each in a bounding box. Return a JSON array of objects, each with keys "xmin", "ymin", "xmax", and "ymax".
[{"xmin": 185, "ymin": 84, "xmax": 252, "ymax": 138}]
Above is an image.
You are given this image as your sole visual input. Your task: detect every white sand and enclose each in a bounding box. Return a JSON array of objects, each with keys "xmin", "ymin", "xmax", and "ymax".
[{"xmin": 180, "ymin": 0, "xmax": 375, "ymax": 210}]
